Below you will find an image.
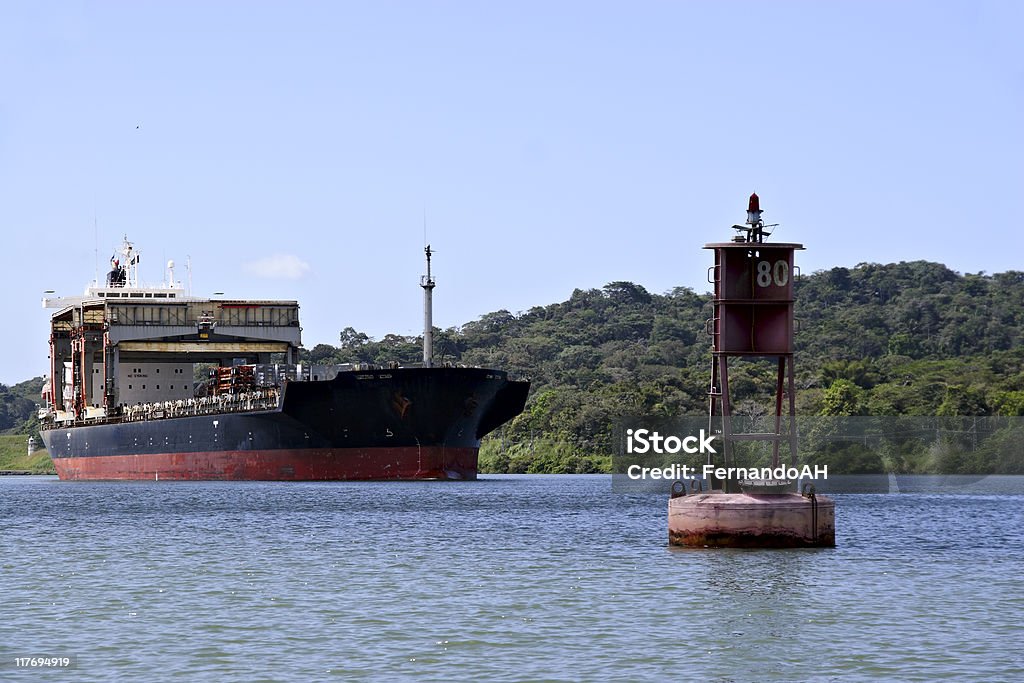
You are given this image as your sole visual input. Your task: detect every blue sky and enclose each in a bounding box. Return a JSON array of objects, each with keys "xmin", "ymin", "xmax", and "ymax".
[{"xmin": 1, "ymin": 1, "xmax": 1022, "ymax": 384}]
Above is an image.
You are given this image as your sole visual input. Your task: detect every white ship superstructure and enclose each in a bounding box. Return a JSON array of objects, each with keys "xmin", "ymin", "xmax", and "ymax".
[{"xmin": 41, "ymin": 237, "xmax": 300, "ymax": 423}]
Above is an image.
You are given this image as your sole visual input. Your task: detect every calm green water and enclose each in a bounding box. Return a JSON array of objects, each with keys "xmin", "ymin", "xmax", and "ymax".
[{"xmin": 1, "ymin": 475, "xmax": 1022, "ymax": 681}]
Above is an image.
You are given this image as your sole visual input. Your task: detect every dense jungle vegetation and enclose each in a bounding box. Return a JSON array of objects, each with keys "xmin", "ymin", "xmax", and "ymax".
[
  {"xmin": 297, "ymin": 261, "xmax": 1024, "ymax": 474},
  {"xmin": 5, "ymin": 260, "xmax": 1023, "ymax": 474}
]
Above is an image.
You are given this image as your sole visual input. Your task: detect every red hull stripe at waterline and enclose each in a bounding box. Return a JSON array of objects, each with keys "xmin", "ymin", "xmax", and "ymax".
[{"xmin": 52, "ymin": 447, "xmax": 479, "ymax": 481}]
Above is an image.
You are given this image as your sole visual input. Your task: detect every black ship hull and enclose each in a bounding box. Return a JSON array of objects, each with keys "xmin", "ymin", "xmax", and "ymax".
[{"xmin": 41, "ymin": 367, "xmax": 529, "ymax": 480}]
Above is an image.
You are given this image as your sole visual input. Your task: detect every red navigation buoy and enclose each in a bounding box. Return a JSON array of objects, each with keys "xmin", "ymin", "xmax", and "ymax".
[{"xmin": 668, "ymin": 195, "xmax": 835, "ymax": 548}]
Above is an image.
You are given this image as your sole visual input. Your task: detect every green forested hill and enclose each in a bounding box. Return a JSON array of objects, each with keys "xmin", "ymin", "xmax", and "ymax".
[
  {"xmin": 0, "ymin": 378, "xmax": 50, "ymax": 472},
  {"xmin": 301, "ymin": 261, "xmax": 1024, "ymax": 474},
  {"xmin": 5, "ymin": 261, "xmax": 1023, "ymax": 474},
  {"xmin": 0, "ymin": 377, "xmax": 44, "ymax": 432}
]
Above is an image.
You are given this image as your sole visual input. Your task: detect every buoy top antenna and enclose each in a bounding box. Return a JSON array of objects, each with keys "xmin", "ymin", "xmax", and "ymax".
[{"xmin": 731, "ymin": 192, "xmax": 778, "ymax": 244}]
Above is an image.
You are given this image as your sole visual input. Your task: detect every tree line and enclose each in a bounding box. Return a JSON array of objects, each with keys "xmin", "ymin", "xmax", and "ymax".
[
  {"xmin": 5, "ymin": 260, "xmax": 1022, "ymax": 474},
  {"xmin": 300, "ymin": 261, "xmax": 1024, "ymax": 474}
]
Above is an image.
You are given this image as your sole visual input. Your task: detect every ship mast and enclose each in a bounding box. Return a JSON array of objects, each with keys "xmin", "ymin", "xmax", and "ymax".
[{"xmin": 420, "ymin": 245, "xmax": 436, "ymax": 368}]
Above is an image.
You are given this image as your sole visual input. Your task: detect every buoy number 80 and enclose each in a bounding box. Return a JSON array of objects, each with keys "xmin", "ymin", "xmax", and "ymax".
[{"xmin": 756, "ymin": 260, "xmax": 789, "ymax": 288}]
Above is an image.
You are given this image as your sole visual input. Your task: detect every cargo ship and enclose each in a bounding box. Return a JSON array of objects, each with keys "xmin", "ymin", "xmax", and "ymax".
[{"xmin": 38, "ymin": 239, "xmax": 529, "ymax": 480}]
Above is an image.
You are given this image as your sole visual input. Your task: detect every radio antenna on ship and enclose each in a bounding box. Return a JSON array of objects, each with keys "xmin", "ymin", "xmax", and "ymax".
[{"xmin": 420, "ymin": 244, "xmax": 436, "ymax": 368}]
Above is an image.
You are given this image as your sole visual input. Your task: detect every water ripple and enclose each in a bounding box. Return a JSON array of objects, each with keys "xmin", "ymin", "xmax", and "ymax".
[{"xmin": 1, "ymin": 475, "xmax": 1022, "ymax": 681}]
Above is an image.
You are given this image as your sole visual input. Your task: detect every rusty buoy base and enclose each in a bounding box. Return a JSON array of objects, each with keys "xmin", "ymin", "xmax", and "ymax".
[{"xmin": 668, "ymin": 492, "xmax": 835, "ymax": 548}]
